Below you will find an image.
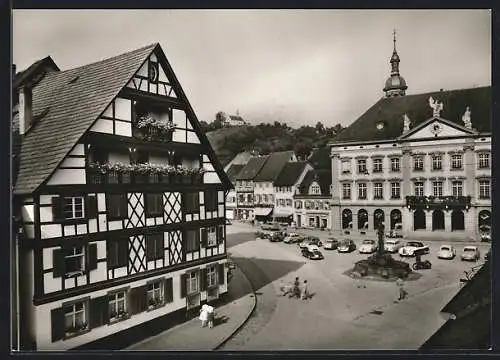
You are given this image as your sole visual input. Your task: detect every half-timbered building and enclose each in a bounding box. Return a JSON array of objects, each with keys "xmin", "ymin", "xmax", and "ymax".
[{"xmin": 12, "ymin": 43, "xmax": 232, "ymax": 350}]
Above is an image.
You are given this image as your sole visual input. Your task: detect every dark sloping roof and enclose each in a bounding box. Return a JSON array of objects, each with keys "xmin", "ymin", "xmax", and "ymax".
[
  {"xmin": 298, "ymin": 169, "xmax": 331, "ymax": 196},
  {"xmin": 229, "ymin": 115, "xmax": 244, "ymax": 121},
  {"xmin": 236, "ymin": 156, "xmax": 268, "ymax": 180},
  {"xmin": 225, "ymin": 164, "xmax": 245, "ymax": 183},
  {"xmin": 254, "ymin": 150, "xmax": 295, "ymax": 182},
  {"xmin": 274, "ymin": 161, "xmax": 308, "ymax": 187},
  {"xmin": 13, "ymin": 56, "xmax": 60, "ymax": 89},
  {"xmin": 308, "ymin": 146, "xmax": 331, "ymax": 170},
  {"xmin": 332, "ymin": 86, "xmax": 491, "ymax": 144},
  {"xmin": 13, "ymin": 44, "xmax": 158, "ymax": 194}
]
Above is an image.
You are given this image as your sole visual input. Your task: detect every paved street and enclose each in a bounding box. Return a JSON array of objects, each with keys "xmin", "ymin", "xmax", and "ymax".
[{"xmin": 221, "ymin": 221, "xmax": 490, "ymax": 350}]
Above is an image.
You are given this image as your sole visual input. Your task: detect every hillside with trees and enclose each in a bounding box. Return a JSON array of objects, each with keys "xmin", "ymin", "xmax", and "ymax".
[{"xmin": 202, "ymin": 114, "xmax": 344, "ymax": 167}]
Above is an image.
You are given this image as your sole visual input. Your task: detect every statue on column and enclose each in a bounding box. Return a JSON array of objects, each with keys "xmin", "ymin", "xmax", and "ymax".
[
  {"xmin": 403, "ymin": 113, "xmax": 411, "ymax": 133},
  {"xmin": 377, "ymin": 222, "xmax": 385, "ymax": 256}
]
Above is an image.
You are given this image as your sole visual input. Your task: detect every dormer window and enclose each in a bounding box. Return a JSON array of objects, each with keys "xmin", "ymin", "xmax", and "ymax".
[{"xmin": 309, "ymin": 183, "xmax": 321, "ymax": 195}]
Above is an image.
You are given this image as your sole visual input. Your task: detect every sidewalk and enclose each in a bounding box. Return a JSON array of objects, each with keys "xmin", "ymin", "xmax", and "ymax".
[{"xmin": 126, "ymin": 266, "xmax": 256, "ymax": 351}]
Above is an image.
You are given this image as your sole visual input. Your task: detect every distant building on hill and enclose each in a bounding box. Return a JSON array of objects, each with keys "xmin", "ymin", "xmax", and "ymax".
[{"xmin": 222, "ymin": 111, "xmax": 247, "ymax": 127}]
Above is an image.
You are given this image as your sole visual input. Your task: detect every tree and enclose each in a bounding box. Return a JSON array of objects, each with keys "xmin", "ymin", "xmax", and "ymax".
[{"xmin": 315, "ymin": 121, "xmax": 325, "ymax": 134}]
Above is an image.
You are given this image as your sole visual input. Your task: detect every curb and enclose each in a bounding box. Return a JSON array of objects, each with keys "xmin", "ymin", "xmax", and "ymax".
[{"xmin": 212, "ymin": 261, "xmax": 257, "ymax": 351}]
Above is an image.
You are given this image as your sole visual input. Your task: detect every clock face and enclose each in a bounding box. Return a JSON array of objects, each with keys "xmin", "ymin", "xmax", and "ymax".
[{"xmin": 148, "ymin": 62, "xmax": 159, "ymax": 83}]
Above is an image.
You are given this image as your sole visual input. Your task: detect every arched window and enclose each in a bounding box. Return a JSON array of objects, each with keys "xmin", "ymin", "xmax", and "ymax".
[{"xmin": 342, "ymin": 209, "xmax": 352, "ymax": 229}]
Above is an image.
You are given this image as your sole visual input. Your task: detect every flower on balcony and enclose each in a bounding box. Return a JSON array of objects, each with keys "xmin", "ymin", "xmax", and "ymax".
[
  {"xmin": 89, "ymin": 162, "xmax": 134, "ymax": 174},
  {"xmin": 137, "ymin": 113, "xmax": 175, "ymax": 132},
  {"xmin": 65, "ymin": 322, "xmax": 88, "ymax": 335}
]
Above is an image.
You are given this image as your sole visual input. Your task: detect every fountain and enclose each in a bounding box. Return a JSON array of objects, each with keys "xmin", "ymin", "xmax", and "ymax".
[{"xmin": 347, "ymin": 223, "xmax": 417, "ymax": 281}]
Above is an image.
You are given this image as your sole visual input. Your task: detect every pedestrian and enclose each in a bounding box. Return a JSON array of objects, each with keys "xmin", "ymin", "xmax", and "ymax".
[
  {"xmin": 301, "ymin": 280, "xmax": 309, "ymax": 300},
  {"xmin": 199, "ymin": 305, "xmax": 208, "ymax": 328},
  {"xmin": 292, "ymin": 276, "xmax": 301, "ymax": 299},
  {"xmin": 396, "ymin": 278, "xmax": 408, "ymax": 301},
  {"xmin": 207, "ymin": 305, "xmax": 215, "ymax": 329}
]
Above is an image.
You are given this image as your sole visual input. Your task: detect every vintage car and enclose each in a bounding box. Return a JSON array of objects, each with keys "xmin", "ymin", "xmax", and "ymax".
[
  {"xmin": 338, "ymin": 239, "xmax": 356, "ymax": 253},
  {"xmin": 269, "ymin": 231, "xmax": 285, "ymax": 242},
  {"xmin": 283, "ymin": 233, "xmax": 302, "ymax": 244},
  {"xmin": 255, "ymin": 231, "xmax": 272, "ymax": 241},
  {"xmin": 301, "ymin": 245, "xmax": 324, "ymax": 260},
  {"xmin": 358, "ymin": 239, "xmax": 378, "ymax": 254},
  {"xmin": 323, "ymin": 237, "xmax": 340, "ymax": 250},
  {"xmin": 436, "ymin": 245, "xmax": 456, "ymax": 260},
  {"xmin": 398, "ymin": 241, "xmax": 429, "ymax": 257},
  {"xmin": 298, "ymin": 236, "xmax": 323, "ymax": 249},
  {"xmin": 385, "ymin": 223, "xmax": 403, "ymax": 238},
  {"xmin": 461, "ymin": 246, "xmax": 481, "ymax": 262},
  {"xmin": 384, "ymin": 239, "xmax": 403, "ymax": 253}
]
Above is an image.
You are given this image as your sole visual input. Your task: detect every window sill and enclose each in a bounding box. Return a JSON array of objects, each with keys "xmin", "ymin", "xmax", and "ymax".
[
  {"xmin": 450, "ymin": 167, "xmax": 463, "ymax": 171},
  {"xmin": 413, "ymin": 168, "xmax": 424, "ymax": 172},
  {"xmin": 65, "ymin": 270, "xmax": 84, "ymax": 278},
  {"xmin": 63, "ymin": 326, "xmax": 89, "ymax": 340},
  {"xmin": 431, "ymin": 168, "xmax": 443, "ymax": 172},
  {"xmin": 109, "ymin": 313, "xmax": 130, "ymax": 324},
  {"xmin": 478, "ymin": 166, "xmax": 490, "ymax": 170},
  {"xmin": 147, "ymin": 302, "xmax": 165, "ymax": 312}
]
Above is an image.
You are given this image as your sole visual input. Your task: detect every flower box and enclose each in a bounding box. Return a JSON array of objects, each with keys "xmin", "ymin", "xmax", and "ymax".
[
  {"xmin": 134, "ymin": 113, "xmax": 175, "ymax": 142},
  {"xmin": 65, "ymin": 322, "xmax": 88, "ymax": 337}
]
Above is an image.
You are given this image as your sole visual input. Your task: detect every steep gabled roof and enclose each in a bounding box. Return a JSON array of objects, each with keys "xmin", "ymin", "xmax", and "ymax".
[
  {"xmin": 235, "ymin": 156, "xmax": 268, "ymax": 181},
  {"xmin": 254, "ymin": 150, "xmax": 295, "ymax": 182},
  {"xmin": 14, "ymin": 43, "xmax": 157, "ymax": 194},
  {"xmin": 308, "ymin": 146, "xmax": 331, "ymax": 170},
  {"xmin": 331, "ymin": 86, "xmax": 491, "ymax": 144},
  {"xmin": 274, "ymin": 161, "xmax": 308, "ymax": 187},
  {"xmin": 13, "ymin": 56, "xmax": 60, "ymax": 89},
  {"xmin": 298, "ymin": 169, "xmax": 331, "ymax": 196},
  {"xmin": 225, "ymin": 164, "xmax": 245, "ymax": 183}
]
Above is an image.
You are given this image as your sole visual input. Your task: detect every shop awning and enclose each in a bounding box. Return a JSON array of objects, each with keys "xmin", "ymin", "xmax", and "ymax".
[
  {"xmin": 254, "ymin": 207, "xmax": 273, "ymax": 216},
  {"xmin": 273, "ymin": 210, "xmax": 293, "ymax": 218}
]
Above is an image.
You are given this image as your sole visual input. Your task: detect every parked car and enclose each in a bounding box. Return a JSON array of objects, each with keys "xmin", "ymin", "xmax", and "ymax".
[
  {"xmin": 338, "ymin": 239, "xmax": 356, "ymax": 253},
  {"xmin": 323, "ymin": 237, "xmax": 340, "ymax": 250},
  {"xmin": 261, "ymin": 223, "xmax": 282, "ymax": 231},
  {"xmin": 385, "ymin": 223, "xmax": 403, "ymax": 238},
  {"xmin": 270, "ymin": 231, "xmax": 285, "ymax": 242},
  {"xmin": 359, "ymin": 239, "xmax": 378, "ymax": 254},
  {"xmin": 384, "ymin": 239, "xmax": 403, "ymax": 253},
  {"xmin": 461, "ymin": 246, "xmax": 481, "ymax": 262},
  {"xmin": 255, "ymin": 231, "xmax": 272, "ymax": 240},
  {"xmin": 301, "ymin": 245, "xmax": 324, "ymax": 260},
  {"xmin": 437, "ymin": 245, "xmax": 456, "ymax": 260},
  {"xmin": 399, "ymin": 241, "xmax": 429, "ymax": 257},
  {"xmin": 284, "ymin": 233, "xmax": 302, "ymax": 244},
  {"xmin": 298, "ymin": 236, "xmax": 323, "ymax": 249}
]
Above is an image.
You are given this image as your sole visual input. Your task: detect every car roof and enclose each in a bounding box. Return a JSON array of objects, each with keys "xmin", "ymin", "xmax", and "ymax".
[{"xmin": 463, "ymin": 246, "xmax": 478, "ymax": 250}]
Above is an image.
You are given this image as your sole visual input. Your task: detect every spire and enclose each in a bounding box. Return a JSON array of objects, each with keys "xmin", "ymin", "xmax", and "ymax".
[{"xmin": 383, "ymin": 29, "xmax": 407, "ymax": 97}]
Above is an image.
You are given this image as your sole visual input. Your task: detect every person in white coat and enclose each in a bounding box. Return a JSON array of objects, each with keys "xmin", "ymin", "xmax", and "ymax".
[{"xmin": 199, "ymin": 304, "xmax": 209, "ymax": 328}]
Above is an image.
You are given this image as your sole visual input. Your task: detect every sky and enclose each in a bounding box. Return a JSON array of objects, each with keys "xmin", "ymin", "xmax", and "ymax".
[{"xmin": 13, "ymin": 10, "xmax": 491, "ymax": 128}]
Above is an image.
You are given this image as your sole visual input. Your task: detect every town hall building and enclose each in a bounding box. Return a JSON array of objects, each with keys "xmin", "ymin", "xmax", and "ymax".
[{"xmin": 329, "ymin": 34, "xmax": 491, "ymax": 241}]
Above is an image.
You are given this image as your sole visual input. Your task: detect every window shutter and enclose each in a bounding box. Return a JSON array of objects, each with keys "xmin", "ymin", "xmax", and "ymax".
[
  {"xmin": 218, "ymin": 263, "xmax": 225, "ymax": 285},
  {"xmin": 121, "ymin": 195, "xmax": 128, "ymax": 218},
  {"xmin": 118, "ymin": 238, "xmax": 129, "ymax": 267},
  {"xmin": 180, "ymin": 274, "xmax": 187, "ymax": 298},
  {"xmin": 51, "ymin": 307, "xmax": 65, "ymax": 342},
  {"xmin": 165, "ymin": 278, "xmax": 173, "ymax": 303},
  {"xmin": 52, "ymin": 249, "xmax": 64, "ymax": 278},
  {"xmin": 200, "ymin": 268, "xmax": 207, "ymax": 291},
  {"xmin": 51, "ymin": 196, "xmax": 63, "ymax": 222},
  {"xmin": 86, "ymin": 195, "xmax": 97, "ymax": 219},
  {"xmin": 146, "ymin": 235, "xmax": 154, "ymax": 261},
  {"xmin": 201, "ymin": 228, "xmax": 207, "ymax": 247},
  {"xmin": 89, "ymin": 296, "xmax": 108, "ymax": 329},
  {"xmin": 217, "ymin": 225, "xmax": 224, "ymax": 244},
  {"xmin": 87, "ymin": 243, "xmax": 98, "ymax": 271},
  {"xmin": 130, "ymin": 285, "xmax": 148, "ymax": 315}
]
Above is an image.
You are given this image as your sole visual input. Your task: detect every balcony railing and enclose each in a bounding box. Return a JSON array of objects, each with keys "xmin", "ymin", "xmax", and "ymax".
[
  {"xmin": 132, "ymin": 126, "xmax": 173, "ymax": 142},
  {"xmin": 405, "ymin": 195, "xmax": 472, "ymax": 211}
]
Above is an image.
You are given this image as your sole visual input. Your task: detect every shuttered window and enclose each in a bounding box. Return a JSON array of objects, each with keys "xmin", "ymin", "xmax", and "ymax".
[
  {"xmin": 185, "ymin": 192, "xmax": 200, "ymax": 213},
  {"xmin": 108, "ymin": 290, "xmax": 128, "ymax": 322},
  {"xmin": 146, "ymin": 233, "xmax": 164, "ymax": 261},
  {"xmin": 52, "ymin": 195, "xmax": 96, "ymax": 222},
  {"xmin": 107, "ymin": 238, "xmax": 128, "ymax": 269},
  {"xmin": 107, "ymin": 194, "xmax": 128, "ymax": 220},
  {"xmin": 186, "ymin": 229, "xmax": 200, "ymax": 252},
  {"xmin": 165, "ymin": 278, "xmax": 173, "ymax": 303},
  {"xmin": 52, "ymin": 244, "xmax": 97, "ymax": 278},
  {"xmin": 129, "ymin": 285, "xmax": 148, "ymax": 315},
  {"xmin": 89, "ymin": 296, "xmax": 108, "ymax": 329},
  {"xmin": 204, "ymin": 190, "xmax": 217, "ymax": 211},
  {"xmin": 147, "ymin": 279, "xmax": 165, "ymax": 308},
  {"xmin": 145, "ymin": 193, "xmax": 163, "ymax": 217}
]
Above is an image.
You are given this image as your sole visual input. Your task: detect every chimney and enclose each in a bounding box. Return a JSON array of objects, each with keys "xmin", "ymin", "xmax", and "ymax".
[{"xmin": 18, "ymin": 86, "xmax": 33, "ymax": 135}]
